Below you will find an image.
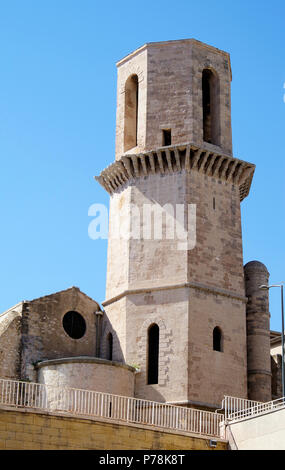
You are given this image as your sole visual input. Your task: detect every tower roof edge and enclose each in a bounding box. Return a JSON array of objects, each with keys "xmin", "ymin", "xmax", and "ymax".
[{"xmin": 116, "ymin": 38, "xmax": 231, "ymax": 78}]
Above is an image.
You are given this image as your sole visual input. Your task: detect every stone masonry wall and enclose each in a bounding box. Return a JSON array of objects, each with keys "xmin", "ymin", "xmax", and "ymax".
[
  {"xmin": 0, "ymin": 305, "xmax": 22, "ymax": 379},
  {"xmin": 188, "ymin": 288, "xmax": 247, "ymax": 406},
  {"xmin": 103, "ymin": 168, "xmax": 247, "ymax": 407},
  {"xmin": 115, "ymin": 39, "xmax": 232, "ymax": 160},
  {"xmin": 0, "ymin": 407, "xmax": 228, "ymax": 450},
  {"xmin": 37, "ymin": 358, "xmax": 135, "ymax": 398},
  {"xmin": 115, "ymin": 46, "xmax": 147, "ymax": 159},
  {"xmin": 20, "ymin": 287, "xmax": 100, "ymax": 382}
]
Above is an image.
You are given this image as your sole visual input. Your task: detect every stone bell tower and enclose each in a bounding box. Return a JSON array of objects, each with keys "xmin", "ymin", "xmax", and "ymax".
[{"xmin": 96, "ymin": 39, "xmax": 255, "ymax": 409}]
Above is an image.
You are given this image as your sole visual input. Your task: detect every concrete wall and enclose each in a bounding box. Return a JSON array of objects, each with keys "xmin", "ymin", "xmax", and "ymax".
[
  {"xmin": 226, "ymin": 408, "xmax": 285, "ymax": 450},
  {"xmin": 0, "ymin": 407, "xmax": 228, "ymax": 450}
]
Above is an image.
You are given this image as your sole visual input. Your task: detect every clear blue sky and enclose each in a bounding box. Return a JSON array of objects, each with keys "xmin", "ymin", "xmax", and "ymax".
[{"xmin": 0, "ymin": 0, "xmax": 284, "ymax": 331}]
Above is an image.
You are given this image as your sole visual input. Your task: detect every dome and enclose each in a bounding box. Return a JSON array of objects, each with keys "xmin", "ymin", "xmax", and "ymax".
[{"xmin": 244, "ymin": 260, "xmax": 269, "ymax": 273}]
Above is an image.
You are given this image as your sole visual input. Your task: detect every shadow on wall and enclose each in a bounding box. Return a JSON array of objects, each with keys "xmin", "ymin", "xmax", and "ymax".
[
  {"xmin": 100, "ymin": 308, "xmax": 172, "ymax": 405},
  {"xmin": 100, "ymin": 313, "xmax": 124, "ymax": 363}
]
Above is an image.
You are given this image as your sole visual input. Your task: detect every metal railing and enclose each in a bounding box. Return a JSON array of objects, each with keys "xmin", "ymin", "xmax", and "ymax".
[
  {"xmin": 223, "ymin": 395, "xmax": 261, "ymax": 421},
  {"xmin": 0, "ymin": 377, "xmax": 223, "ymax": 437},
  {"xmin": 223, "ymin": 395, "xmax": 285, "ymax": 423}
]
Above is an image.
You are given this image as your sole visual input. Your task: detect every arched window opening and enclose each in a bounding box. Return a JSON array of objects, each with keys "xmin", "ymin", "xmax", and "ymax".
[
  {"xmin": 147, "ymin": 324, "xmax": 159, "ymax": 385},
  {"xmin": 107, "ymin": 333, "xmax": 113, "ymax": 361},
  {"xmin": 124, "ymin": 74, "xmax": 139, "ymax": 152},
  {"xmin": 213, "ymin": 327, "xmax": 223, "ymax": 352},
  {"xmin": 202, "ymin": 69, "xmax": 220, "ymax": 146}
]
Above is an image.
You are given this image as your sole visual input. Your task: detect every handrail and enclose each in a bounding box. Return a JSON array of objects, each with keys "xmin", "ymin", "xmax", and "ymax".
[
  {"xmin": 0, "ymin": 377, "xmax": 223, "ymax": 438},
  {"xmin": 223, "ymin": 395, "xmax": 285, "ymax": 423}
]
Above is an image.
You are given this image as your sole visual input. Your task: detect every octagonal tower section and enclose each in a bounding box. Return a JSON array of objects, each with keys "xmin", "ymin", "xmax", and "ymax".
[{"xmin": 96, "ymin": 39, "xmax": 255, "ymax": 409}]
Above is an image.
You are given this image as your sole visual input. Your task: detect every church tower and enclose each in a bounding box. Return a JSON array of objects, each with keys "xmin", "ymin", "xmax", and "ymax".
[{"xmin": 96, "ymin": 39, "xmax": 256, "ymax": 409}]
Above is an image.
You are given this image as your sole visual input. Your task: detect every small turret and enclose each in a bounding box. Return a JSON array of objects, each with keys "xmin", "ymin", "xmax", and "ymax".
[{"xmin": 244, "ymin": 261, "xmax": 272, "ymax": 402}]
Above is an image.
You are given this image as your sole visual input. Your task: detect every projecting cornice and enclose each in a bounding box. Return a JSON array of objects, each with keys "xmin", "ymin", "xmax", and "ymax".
[{"xmin": 95, "ymin": 143, "xmax": 255, "ymax": 202}]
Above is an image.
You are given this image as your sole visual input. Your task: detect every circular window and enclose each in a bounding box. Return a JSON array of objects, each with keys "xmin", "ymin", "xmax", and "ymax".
[{"xmin": 62, "ymin": 311, "xmax": 86, "ymax": 339}]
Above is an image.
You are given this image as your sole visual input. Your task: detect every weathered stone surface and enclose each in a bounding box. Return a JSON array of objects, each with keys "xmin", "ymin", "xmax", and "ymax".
[
  {"xmin": 0, "ymin": 38, "xmax": 277, "ymax": 418},
  {"xmin": 36, "ymin": 357, "xmax": 135, "ymax": 397},
  {"xmin": 244, "ymin": 261, "xmax": 272, "ymax": 402},
  {"xmin": 101, "ymin": 39, "xmax": 251, "ymax": 408},
  {"xmin": 115, "ymin": 39, "xmax": 233, "ymax": 159},
  {"xmin": 0, "ymin": 288, "xmax": 101, "ymax": 382},
  {"xmin": 0, "ymin": 407, "xmax": 228, "ymax": 450}
]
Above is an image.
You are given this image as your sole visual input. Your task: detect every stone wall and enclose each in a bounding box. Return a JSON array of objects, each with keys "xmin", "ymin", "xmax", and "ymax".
[
  {"xmin": 20, "ymin": 287, "xmax": 101, "ymax": 382},
  {"xmin": 36, "ymin": 357, "xmax": 135, "ymax": 397},
  {"xmin": 103, "ymin": 168, "xmax": 248, "ymax": 407},
  {"xmin": 115, "ymin": 39, "xmax": 232, "ymax": 159},
  {"xmin": 244, "ymin": 261, "xmax": 272, "ymax": 402},
  {"xmin": 0, "ymin": 304, "xmax": 22, "ymax": 379},
  {"xmin": 115, "ymin": 45, "xmax": 147, "ymax": 159},
  {"xmin": 0, "ymin": 407, "xmax": 228, "ymax": 450},
  {"xmin": 0, "ymin": 287, "xmax": 102, "ymax": 383}
]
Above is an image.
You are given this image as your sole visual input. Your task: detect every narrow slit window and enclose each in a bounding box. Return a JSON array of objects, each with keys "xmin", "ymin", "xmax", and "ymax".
[
  {"xmin": 203, "ymin": 70, "xmax": 211, "ymax": 143},
  {"xmin": 162, "ymin": 129, "xmax": 172, "ymax": 146},
  {"xmin": 213, "ymin": 327, "xmax": 223, "ymax": 352},
  {"xmin": 107, "ymin": 332, "xmax": 113, "ymax": 361},
  {"xmin": 124, "ymin": 74, "xmax": 139, "ymax": 152},
  {"xmin": 202, "ymin": 69, "xmax": 220, "ymax": 146},
  {"xmin": 147, "ymin": 324, "xmax": 159, "ymax": 384}
]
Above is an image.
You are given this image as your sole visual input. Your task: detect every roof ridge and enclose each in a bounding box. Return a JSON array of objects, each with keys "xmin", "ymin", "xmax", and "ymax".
[{"xmin": 26, "ymin": 286, "xmax": 101, "ymax": 308}]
